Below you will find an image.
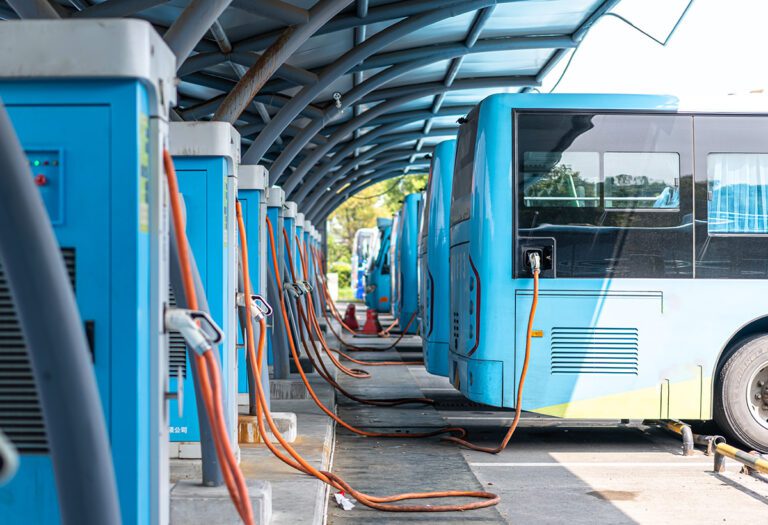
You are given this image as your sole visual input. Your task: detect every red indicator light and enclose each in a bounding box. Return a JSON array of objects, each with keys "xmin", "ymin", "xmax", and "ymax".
[
  {"xmin": 34, "ymin": 174, "xmax": 48, "ymax": 186},
  {"xmin": 43, "ymin": 161, "xmax": 50, "ymax": 166}
]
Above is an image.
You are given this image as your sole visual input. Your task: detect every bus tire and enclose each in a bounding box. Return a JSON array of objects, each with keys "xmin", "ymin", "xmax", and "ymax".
[{"xmin": 714, "ymin": 335, "xmax": 768, "ymax": 453}]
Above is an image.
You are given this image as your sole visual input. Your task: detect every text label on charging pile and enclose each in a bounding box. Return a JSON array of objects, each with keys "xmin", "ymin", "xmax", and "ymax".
[{"xmin": 531, "ymin": 330, "xmax": 544, "ymax": 338}]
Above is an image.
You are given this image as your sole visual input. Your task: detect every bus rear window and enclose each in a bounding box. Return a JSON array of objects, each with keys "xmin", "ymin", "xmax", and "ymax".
[
  {"xmin": 450, "ymin": 113, "xmax": 478, "ymax": 226},
  {"xmin": 708, "ymin": 153, "xmax": 768, "ymax": 234}
]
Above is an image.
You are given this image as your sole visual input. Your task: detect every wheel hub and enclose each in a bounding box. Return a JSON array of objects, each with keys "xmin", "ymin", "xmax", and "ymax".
[{"xmin": 748, "ymin": 364, "xmax": 768, "ymax": 430}]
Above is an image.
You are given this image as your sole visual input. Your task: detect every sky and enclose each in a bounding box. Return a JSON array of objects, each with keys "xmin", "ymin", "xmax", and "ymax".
[{"xmin": 540, "ymin": 0, "xmax": 768, "ymax": 96}]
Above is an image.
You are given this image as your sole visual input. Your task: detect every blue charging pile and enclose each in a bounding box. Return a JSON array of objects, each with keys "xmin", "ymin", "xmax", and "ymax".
[
  {"xmin": 0, "ymin": 20, "xmax": 175, "ymax": 524},
  {"xmin": 168, "ymin": 121, "xmax": 240, "ymax": 456},
  {"xmin": 364, "ymin": 218, "xmax": 393, "ymax": 313},
  {"xmin": 448, "ymin": 92, "xmax": 768, "ymax": 452},
  {"xmin": 266, "ymin": 186, "xmax": 291, "ymax": 379},
  {"xmin": 419, "ymin": 140, "xmax": 457, "ymax": 377},
  {"xmin": 237, "ymin": 164, "xmax": 271, "ymax": 408},
  {"xmin": 393, "ymin": 194, "xmax": 423, "ymax": 334}
]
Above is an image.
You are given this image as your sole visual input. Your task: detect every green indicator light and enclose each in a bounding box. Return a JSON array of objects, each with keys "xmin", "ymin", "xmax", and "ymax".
[{"xmin": 33, "ymin": 160, "xmax": 40, "ymax": 167}]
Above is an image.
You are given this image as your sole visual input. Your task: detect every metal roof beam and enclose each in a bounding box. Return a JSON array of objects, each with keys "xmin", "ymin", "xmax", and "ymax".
[
  {"xmin": 357, "ymin": 75, "xmax": 535, "ymax": 104},
  {"xmin": 7, "ymin": 0, "xmax": 61, "ymax": 18},
  {"xmin": 416, "ymin": 6, "xmax": 494, "ymax": 160},
  {"xmin": 213, "ymin": 0, "xmax": 351, "ymax": 124},
  {"xmin": 304, "ymin": 154, "xmax": 430, "ymax": 214},
  {"xmin": 164, "ymin": 0, "xmax": 233, "ymax": 69},
  {"xmin": 241, "ymin": 0, "xmax": 527, "ymax": 166},
  {"xmin": 285, "ymin": 76, "xmax": 538, "ymax": 200},
  {"xmin": 314, "ymin": 129, "xmax": 452, "ymax": 189},
  {"xmin": 262, "ymin": 31, "xmax": 566, "ymax": 184},
  {"xmin": 290, "ymin": 120, "xmax": 458, "ymax": 194},
  {"xmin": 231, "ymin": 0, "xmax": 491, "ymax": 54},
  {"xmin": 179, "ymin": 75, "xmax": 324, "ymax": 118},
  {"xmin": 349, "ymin": 34, "xmax": 575, "ymax": 73},
  {"xmin": 71, "ymin": 0, "xmax": 171, "ymax": 18},
  {"xmin": 231, "ymin": 0, "xmax": 308, "ymax": 25},
  {"xmin": 308, "ymin": 162, "xmax": 431, "ymax": 221}
]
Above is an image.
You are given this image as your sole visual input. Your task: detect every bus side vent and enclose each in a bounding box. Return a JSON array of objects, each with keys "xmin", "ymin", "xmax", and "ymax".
[
  {"xmin": 550, "ymin": 327, "xmax": 638, "ymax": 375},
  {"xmin": 167, "ymin": 286, "xmax": 188, "ymax": 380},
  {"xmin": 452, "ymin": 311, "xmax": 459, "ymax": 349},
  {"xmin": 0, "ymin": 249, "xmax": 75, "ymax": 454}
]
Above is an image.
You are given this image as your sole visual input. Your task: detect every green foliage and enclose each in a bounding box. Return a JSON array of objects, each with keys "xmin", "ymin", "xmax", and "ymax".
[
  {"xmin": 526, "ymin": 164, "xmax": 597, "ymax": 207},
  {"xmin": 325, "ymin": 172, "xmax": 428, "ymax": 297},
  {"xmin": 328, "ymin": 260, "xmax": 351, "ymax": 288}
]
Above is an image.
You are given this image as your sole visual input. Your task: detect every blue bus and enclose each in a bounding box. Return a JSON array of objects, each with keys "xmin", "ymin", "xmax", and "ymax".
[
  {"xmin": 364, "ymin": 218, "xmax": 393, "ymax": 313},
  {"xmin": 394, "ymin": 194, "xmax": 423, "ymax": 334},
  {"xmin": 351, "ymin": 227, "xmax": 376, "ymax": 300},
  {"xmin": 420, "ymin": 140, "xmax": 457, "ymax": 376},
  {"xmin": 449, "ymin": 93, "xmax": 768, "ymax": 451}
]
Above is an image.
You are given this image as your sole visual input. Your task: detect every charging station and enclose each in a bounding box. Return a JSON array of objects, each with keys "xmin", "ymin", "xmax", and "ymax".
[
  {"xmin": 237, "ymin": 164, "xmax": 270, "ymax": 405},
  {"xmin": 284, "ymin": 202, "xmax": 298, "ymax": 279},
  {"xmin": 0, "ymin": 20, "xmax": 175, "ymax": 525},
  {"xmin": 267, "ymin": 187, "xmax": 291, "ymax": 379},
  {"xmin": 168, "ymin": 122, "xmax": 240, "ymax": 456}
]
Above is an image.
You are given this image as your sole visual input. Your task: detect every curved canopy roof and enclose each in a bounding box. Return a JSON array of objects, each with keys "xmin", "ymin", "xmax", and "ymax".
[{"xmin": 0, "ymin": 0, "xmax": 620, "ymax": 221}]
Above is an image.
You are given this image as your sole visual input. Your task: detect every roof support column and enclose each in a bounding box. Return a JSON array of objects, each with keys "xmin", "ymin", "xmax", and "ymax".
[
  {"xmin": 164, "ymin": 0, "xmax": 233, "ymax": 68},
  {"xmin": 241, "ymin": 0, "xmax": 514, "ymax": 166},
  {"xmin": 7, "ymin": 0, "xmax": 61, "ymax": 18}
]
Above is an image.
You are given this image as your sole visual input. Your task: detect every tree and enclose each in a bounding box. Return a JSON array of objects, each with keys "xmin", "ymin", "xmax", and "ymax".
[{"xmin": 325, "ymin": 172, "xmax": 428, "ymax": 289}]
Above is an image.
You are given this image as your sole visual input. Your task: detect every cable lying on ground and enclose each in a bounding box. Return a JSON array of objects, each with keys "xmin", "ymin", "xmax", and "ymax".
[{"xmin": 239, "ymin": 205, "xmax": 500, "ymax": 512}]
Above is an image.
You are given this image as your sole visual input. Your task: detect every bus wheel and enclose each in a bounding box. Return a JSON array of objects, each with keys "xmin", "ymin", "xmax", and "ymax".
[{"xmin": 715, "ymin": 335, "xmax": 768, "ymax": 453}]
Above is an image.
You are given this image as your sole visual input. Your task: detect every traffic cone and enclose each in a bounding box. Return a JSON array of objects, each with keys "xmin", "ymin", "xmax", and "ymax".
[
  {"xmin": 361, "ymin": 308, "xmax": 383, "ymax": 335},
  {"xmin": 342, "ymin": 303, "xmax": 360, "ymax": 330}
]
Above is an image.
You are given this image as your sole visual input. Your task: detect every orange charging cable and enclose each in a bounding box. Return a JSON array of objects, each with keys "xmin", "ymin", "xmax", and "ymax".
[
  {"xmin": 443, "ymin": 264, "xmax": 540, "ymax": 454},
  {"xmin": 286, "ymin": 230, "xmax": 422, "ymax": 366},
  {"xmin": 237, "ymin": 204, "xmax": 499, "ymax": 512},
  {"xmin": 266, "ymin": 217, "xmax": 464, "ymax": 440},
  {"xmin": 311, "ymin": 246, "xmax": 421, "ymax": 355},
  {"xmin": 164, "ymin": 151, "xmax": 254, "ymax": 524},
  {"xmin": 288, "ymin": 237, "xmax": 434, "ymax": 406}
]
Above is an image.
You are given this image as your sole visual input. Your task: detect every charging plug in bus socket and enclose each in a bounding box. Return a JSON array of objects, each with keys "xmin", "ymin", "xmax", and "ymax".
[{"xmin": 519, "ymin": 238, "xmax": 554, "ymax": 277}]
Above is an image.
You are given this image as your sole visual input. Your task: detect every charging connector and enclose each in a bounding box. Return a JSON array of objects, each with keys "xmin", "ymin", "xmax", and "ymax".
[{"xmin": 527, "ymin": 251, "xmax": 541, "ymax": 273}]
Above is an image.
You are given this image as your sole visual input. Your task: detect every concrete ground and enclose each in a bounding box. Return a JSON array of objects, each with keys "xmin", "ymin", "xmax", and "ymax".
[
  {"xmin": 325, "ymin": 311, "xmax": 768, "ymax": 525},
  {"xmin": 170, "ymin": 372, "xmax": 336, "ymax": 525}
]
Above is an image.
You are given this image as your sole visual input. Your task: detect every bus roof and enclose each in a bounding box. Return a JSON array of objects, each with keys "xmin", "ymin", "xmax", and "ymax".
[{"xmin": 482, "ymin": 93, "xmax": 768, "ymax": 114}]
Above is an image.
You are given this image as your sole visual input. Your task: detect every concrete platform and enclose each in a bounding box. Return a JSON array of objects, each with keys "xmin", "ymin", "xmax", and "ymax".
[
  {"xmin": 239, "ymin": 411, "xmax": 298, "ymax": 444},
  {"xmin": 170, "ymin": 479, "xmax": 271, "ymax": 525},
  {"xmin": 170, "ymin": 365, "xmax": 337, "ymax": 525}
]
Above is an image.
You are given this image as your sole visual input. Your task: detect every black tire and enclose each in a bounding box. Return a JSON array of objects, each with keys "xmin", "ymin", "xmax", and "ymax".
[{"xmin": 714, "ymin": 335, "xmax": 768, "ymax": 453}]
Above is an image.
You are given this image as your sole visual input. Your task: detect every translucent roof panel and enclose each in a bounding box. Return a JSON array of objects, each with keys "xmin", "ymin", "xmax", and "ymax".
[{"xmin": 5, "ymin": 0, "xmax": 624, "ymax": 215}]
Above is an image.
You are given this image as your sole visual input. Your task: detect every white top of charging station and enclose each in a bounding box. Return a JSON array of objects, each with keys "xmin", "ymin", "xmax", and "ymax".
[
  {"xmin": 239, "ymin": 165, "xmax": 269, "ymax": 191},
  {"xmin": 0, "ymin": 19, "xmax": 176, "ymax": 118},
  {"xmin": 267, "ymin": 186, "xmax": 285, "ymax": 208},
  {"xmin": 304, "ymin": 221, "xmax": 313, "ymax": 235},
  {"xmin": 284, "ymin": 201, "xmax": 298, "ymax": 219},
  {"xmin": 169, "ymin": 122, "xmax": 241, "ymax": 171},
  {"xmin": 296, "ymin": 213, "xmax": 305, "ymax": 228}
]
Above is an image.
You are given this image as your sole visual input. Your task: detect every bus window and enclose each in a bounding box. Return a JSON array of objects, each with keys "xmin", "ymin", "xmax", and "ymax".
[
  {"xmin": 707, "ymin": 153, "xmax": 768, "ymax": 234},
  {"xmin": 515, "ymin": 111, "xmax": 694, "ymax": 279},
  {"xmin": 604, "ymin": 152, "xmax": 680, "ymax": 210},
  {"xmin": 693, "ymin": 116, "xmax": 768, "ymax": 278},
  {"xmin": 450, "ymin": 110, "xmax": 478, "ymax": 226},
  {"xmin": 522, "ymin": 151, "xmax": 599, "ymax": 208}
]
